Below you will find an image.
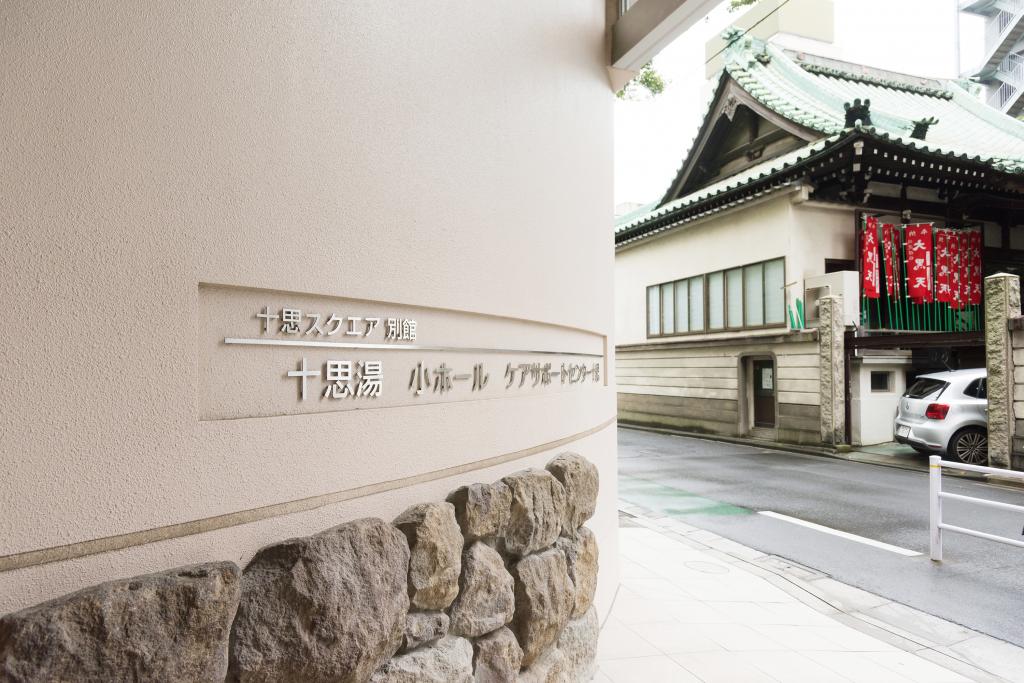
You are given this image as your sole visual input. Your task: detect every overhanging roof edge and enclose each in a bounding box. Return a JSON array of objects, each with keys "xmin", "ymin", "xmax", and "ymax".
[{"xmin": 612, "ymin": 0, "xmax": 721, "ymax": 71}]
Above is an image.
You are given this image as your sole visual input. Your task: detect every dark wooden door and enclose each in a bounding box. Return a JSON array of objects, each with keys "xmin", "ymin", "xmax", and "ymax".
[{"xmin": 753, "ymin": 360, "xmax": 776, "ymax": 428}]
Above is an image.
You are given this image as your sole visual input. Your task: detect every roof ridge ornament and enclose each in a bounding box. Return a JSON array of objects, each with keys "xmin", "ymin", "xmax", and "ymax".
[
  {"xmin": 797, "ymin": 61, "xmax": 953, "ymax": 99},
  {"xmin": 844, "ymin": 98, "xmax": 872, "ymax": 128},
  {"xmin": 721, "ymin": 26, "xmax": 744, "ymax": 45},
  {"xmin": 910, "ymin": 116, "xmax": 939, "ymax": 141}
]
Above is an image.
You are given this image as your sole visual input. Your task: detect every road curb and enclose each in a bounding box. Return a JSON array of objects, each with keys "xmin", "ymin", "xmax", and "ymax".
[
  {"xmin": 618, "ymin": 422, "xmax": 840, "ymax": 458},
  {"xmin": 618, "ymin": 423, "xmax": 1024, "ymax": 490},
  {"xmin": 618, "ymin": 501, "xmax": 1024, "ymax": 683}
]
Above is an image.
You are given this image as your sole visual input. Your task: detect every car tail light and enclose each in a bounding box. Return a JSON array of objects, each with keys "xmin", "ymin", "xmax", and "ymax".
[{"xmin": 925, "ymin": 403, "xmax": 950, "ymax": 420}]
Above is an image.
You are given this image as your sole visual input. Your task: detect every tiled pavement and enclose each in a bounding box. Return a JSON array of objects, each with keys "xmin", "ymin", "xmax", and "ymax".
[{"xmin": 595, "ymin": 510, "xmax": 1021, "ymax": 683}]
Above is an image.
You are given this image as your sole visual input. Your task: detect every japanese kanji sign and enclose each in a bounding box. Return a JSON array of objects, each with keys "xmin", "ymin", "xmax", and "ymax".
[
  {"xmin": 860, "ymin": 220, "xmax": 984, "ymax": 333},
  {"xmin": 256, "ymin": 306, "xmax": 412, "ymax": 340},
  {"xmin": 199, "ymin": 285, "xmax": 606, "ymax": 420},
  {"xmin": 968, "ymin": 230, "xmax": 982, "ymax": 306},
  {"xmin": 905, "ymin": 224, "xmax": 934, "ymax": 303},
  {"xmin": 861, "ymin": 217, "xmax": 880, "ymax": 299},
  {"xmin": 882, "ymin": 223, "xmax": 899, "ymax": 297}
]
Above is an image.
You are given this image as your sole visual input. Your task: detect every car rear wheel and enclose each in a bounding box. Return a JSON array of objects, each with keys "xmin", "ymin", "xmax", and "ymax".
[{"xmin": 949, "ymin": 428, "xmax": 988, "ymax": 466}]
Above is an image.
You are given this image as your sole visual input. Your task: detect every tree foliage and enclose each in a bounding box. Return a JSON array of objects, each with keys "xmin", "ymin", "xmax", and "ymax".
[{"xmin": 616, "ymin": 62, "xmax": 667, "ymax": 100}]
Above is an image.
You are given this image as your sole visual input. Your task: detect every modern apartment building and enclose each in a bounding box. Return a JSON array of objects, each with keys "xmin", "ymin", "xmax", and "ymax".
[{"xmin": 963, "ymin": 0, "xmax": 1024, "ymax": 115}]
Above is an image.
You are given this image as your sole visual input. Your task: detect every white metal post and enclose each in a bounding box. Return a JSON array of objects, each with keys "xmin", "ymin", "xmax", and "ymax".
[{"xmin": 929, "ymin": 455, "xmax": 942, "ymax": 562}]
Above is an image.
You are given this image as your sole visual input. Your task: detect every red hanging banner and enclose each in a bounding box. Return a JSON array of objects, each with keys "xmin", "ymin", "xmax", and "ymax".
[
  {"xmin": 969, "ymin": 229, "xmax": 983, "ymax": 305},
  {"xmin": 935, "ymin": 229, "xmax": 951, "ymax": 303},
  {"xmin": 954, "ymin": 231, "xmax": 970, "ymax": 309},
  {"xmin": 861, "ymin": 217, "xmax": 880, "ymax": 299},
  {"xmin": 948, "ymin": 230, "xmax": 962, "ymax": 309},
  {"xmin": 886, "ymin": 224, "xmax": 901, "ymax": 298},
  {"xmin": 882, "ymin": 223, "xmax": 895, "ymax": 296},
  {"xmin": 905, "ymin": 223, "xmax": 933, "ymax": 303}
]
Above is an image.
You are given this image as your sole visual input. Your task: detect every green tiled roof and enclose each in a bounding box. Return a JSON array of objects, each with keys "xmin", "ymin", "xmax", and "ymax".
[
  {"xmin": 729, "ymin": 40, "xmax": 1024, "ymax": 169},
  {"xmin": 615, "ymin": 200, "xmax": 660, "ymax": 226},
  {"xmin": 615, "ymin": 135, "xmax": 838, "ymax": 235},
  {"xmin": 617, "ymin": 36, "xmax": 1024, "ymax": 240}
]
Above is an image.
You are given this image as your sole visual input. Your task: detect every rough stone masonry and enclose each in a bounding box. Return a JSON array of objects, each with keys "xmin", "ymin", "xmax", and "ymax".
[{"xmin": 0, "ymin": 452, "xmax": 600, "ymax": 683}]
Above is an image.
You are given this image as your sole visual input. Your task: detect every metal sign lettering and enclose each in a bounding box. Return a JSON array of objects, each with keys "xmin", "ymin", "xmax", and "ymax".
[{"xmin": 229, "ymin": 305, "xmax": 601, "ymax": 402}]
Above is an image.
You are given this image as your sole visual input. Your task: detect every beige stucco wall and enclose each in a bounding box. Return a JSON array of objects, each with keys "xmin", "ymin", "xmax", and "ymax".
[
  {"xmin": 0, "ymin": 1, "xmax": 619, "ymax": 616},
  {"xmin": 849, "ymin": 353, "xmax": 911, "ymax": 446},
  {"xmin": 617, "ymin": 335, "xmax": 823, "ymax": 443},
  {"xmin": 614, "ymin": 189, "xmax": 854, "ymax": 346},
  {"xmin": 789, "ymin": 201, "xmax": 856, "ymax": 283}
]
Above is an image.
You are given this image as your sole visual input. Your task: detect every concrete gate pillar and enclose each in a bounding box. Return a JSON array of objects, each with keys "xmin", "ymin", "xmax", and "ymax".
[
  {"xmin": 984, "ymin": 273, "xmax": 1020, "ymax": 470},
  {"xmin": 819, "ymin": 295, "xmax": 845, "ymax": 446}
]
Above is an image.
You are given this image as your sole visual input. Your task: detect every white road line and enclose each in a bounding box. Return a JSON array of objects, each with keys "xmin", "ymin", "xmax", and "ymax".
[{"xmin": 758, "ymin": 511, "xmax": 922, "ymax": 557}]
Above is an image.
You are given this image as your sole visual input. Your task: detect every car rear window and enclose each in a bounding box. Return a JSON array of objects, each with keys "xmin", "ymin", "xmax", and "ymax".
[
  {"xmin": 964, "ymin": 378, "xmax": 987, "ymax": 399},
  {"xmin": 905, "ymin": 378, "xmax": 948, "ymax": 399}
]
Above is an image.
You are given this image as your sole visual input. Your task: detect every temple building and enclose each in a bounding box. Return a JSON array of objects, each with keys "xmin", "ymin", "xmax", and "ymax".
[{"xmin": 615, "ymin": 34, "xmax": 1024, "ymax": 450}]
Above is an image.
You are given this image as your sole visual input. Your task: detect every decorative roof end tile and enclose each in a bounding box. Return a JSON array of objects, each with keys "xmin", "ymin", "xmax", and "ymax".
[
  {"xmin": 720, "ymin": 26, "xmax": 744, "ymax": 44},
  {"xmin": 844, "ymin": 99, "xmax": 872, "ymax": 128},
  {"xmin": 909, "ymin": 117, "xmax": 939, "ymax": 141}
]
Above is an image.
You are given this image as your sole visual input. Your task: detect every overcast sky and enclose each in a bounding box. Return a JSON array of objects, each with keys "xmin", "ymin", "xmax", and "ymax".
[{"xmin": 613, "ymin": 0, "xmax": 986, "ymax": 209}]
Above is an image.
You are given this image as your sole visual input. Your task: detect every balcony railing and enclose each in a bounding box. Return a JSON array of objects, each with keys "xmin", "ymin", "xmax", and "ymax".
[
  {"xmin": 989, "ymin": 52, "xmax": 1024, "ymax": 111},
  {"xmin": 986, "ymin": 1, "xmax": 1024, "ymax": 48},
  {"xmin": 988, "ymin": 79, "xmax": 1017, "ymax": 109},
  {"xmin": 997, "ymin": 51, "xmax": 1024, "ymax": 85}
]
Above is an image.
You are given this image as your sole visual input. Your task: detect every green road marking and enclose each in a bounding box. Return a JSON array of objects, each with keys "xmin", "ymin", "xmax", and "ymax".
[{"xmin": 620, "ymin": 474, "xmax": 751, "ymax": 517}]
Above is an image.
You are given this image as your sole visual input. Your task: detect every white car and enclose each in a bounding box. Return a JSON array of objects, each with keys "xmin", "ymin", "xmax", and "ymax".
[{"xmin": 893, "ymin": 368, "xmax": 988, "ymax": 464}]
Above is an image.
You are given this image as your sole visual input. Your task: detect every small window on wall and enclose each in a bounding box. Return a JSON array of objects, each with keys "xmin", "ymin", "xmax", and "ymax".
[
  {"xmin": 689, "ymin": 275, "xmax": 704, "ymax": 330},
  {"xmin": 1011, "ymin": 226, "xmax": 1024, "ymax": 251},
  {"xmin": 825, "ymin": 258, "xmax": 855, "ymax": 273},
  {"xmin": 646, "ymin": 257, "xmax": 786, "ymax": 337},
  {"xmin": 647, "ymin": 286, "xmax": 660, "ymax": 336},
  {"xmin": 764, "ymin": 259, "xmax": 786, "ymax": 325},
  {"xmin": 870, "ymin": 371, "xmax": 893, "ymax": 393},
  {"xmin": 984, "ymin": 224, "xmax": 1001, "ymax": 248},
  {"xmin": 744, "ymin": 263, "xmax": 764, "ymax": 326},
  {"xmin": 674, "ymin": 280, "xmax": 689, "ymax": 333},
  {"xmin": 707, "ymin": 271, "xmax": 724, "ymax": 330},
  {"xmin": 661, "ymin": 282, "xmax": 674, "ymax": 334},
  {"xmin": 726, "ymin": 268, "xmax": 743, "ymax": 327}
]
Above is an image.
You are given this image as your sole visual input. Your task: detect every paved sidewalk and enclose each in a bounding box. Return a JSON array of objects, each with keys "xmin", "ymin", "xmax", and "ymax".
[{"xmin": 596, "ymin": 508, "xmax": 1023, "ymax": 683}]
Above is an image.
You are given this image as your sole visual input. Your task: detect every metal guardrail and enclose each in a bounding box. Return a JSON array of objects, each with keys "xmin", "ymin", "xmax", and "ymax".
[{"xmin": 929, "ymin": 455, "xmax": 1024, "ymax": 561}]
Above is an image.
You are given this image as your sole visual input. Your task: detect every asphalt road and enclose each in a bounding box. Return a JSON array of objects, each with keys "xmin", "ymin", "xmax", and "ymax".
[{"xmin": 618, "ymin": 427, "xmax": 1024, "ymax": 647}]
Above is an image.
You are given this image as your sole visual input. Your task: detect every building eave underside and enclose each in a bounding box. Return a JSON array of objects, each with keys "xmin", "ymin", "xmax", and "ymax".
[{"xmin": 657, "ymin": 75, "xmax": 821, "ymax": 208}]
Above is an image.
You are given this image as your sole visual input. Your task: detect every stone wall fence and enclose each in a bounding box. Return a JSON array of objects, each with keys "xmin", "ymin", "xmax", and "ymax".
[
  {"xmin": 819, "ymin": 294, "xmax": 845, "ymax": 447},
  {"xmin": 986, "ymin": 273, "xmax": 1024, "ymax": 471},
  {"xmin": 0, "ymin": 453, "xmax": 601, "ymax": 682}
]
